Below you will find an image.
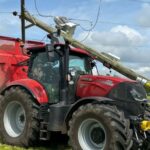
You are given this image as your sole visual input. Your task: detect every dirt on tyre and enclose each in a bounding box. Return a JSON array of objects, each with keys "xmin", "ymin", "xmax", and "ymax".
[
  {"xmin": 68, "ymin": 104, "xmax": 133, "ymax": 150},
  {"xmin": 0, "ymin": 87, "xmax": 39, "ymax": 147}
]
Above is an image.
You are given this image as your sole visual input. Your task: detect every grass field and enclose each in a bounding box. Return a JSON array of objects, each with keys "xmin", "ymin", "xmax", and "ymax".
[
  {"xmin": 0, "ymin": 144, "xmax": 48, "ymax": 150},
  {"xmin": 0, "ymin": 145, "xmax": 71, "ymax": 150},
  {"xmin": 0, "ymin": 134, "xmax": 71, "ymax": 150}
]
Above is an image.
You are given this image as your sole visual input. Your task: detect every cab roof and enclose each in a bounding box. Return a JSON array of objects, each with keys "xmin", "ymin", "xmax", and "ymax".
[
  {"xmin": 27, "ymin": 43, "xmax": 91, "ymax": 56},
  {"xmin": 0, "ymin": 36, "xmax": 91, "ymax": 56}
]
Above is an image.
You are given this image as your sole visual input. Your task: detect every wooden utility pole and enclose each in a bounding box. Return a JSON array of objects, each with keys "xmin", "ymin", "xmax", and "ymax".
[
  {"xmin": 18, "ymin": 11, "xmax": 150, "ymax": 91},
  {"xmin": 21, "ymin": 0, "xmax": 25, "ymax": 42}
]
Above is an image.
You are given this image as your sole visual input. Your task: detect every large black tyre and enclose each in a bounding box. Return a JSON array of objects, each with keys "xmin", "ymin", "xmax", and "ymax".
[
  {"xmin": 0, "ymin": 87, "xmax": 39, "ymax": 147},
  {"xmin": 68, "ymin": 104, "xmax": 133, "ymax": 150}
]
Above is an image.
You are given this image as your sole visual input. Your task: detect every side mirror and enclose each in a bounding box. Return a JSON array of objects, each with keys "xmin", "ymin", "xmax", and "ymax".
[{"xmin": 91, "ymin": 61, "xmax": 96, "ymax": 68}]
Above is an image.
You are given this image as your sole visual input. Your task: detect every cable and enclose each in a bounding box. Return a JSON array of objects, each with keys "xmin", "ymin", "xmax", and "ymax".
[
  {"xmin": 33, "ymin": 0, "xmax": 54, "ymax": 18},
  {"xmin": 40, "ymin": 34, "xmax": 47, "ymax": 42},
  {"xmin": 33, "ymin": 0, "xmax": 96, "ymax": 28},
  {"xmin": 0, "ymin": 11, "xmax": 13, "ymax": 14},
  {"xmin": 79, "ymin": 0, "xmax": 102, "ymax": 42},
  {"xmin": 34, "ymin": 0, "xmax": 101, "ymax": 32},
  {"xmin": 78, "ymin": 0, "xmax": 102, "ymax": 42},
  {"xmin": 80, "ymin": 31, "xmax": 91, "ymax": 42},
  {"xmin": 79, "ymin": 0, "xmax": 102, "ymax": 32},
  {"xmin": 68, "ymin": 18, "xmax": 93, "ymax": 26}
]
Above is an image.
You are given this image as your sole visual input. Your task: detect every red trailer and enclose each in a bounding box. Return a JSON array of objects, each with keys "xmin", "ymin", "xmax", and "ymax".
[{"xmin": 0, "ymin": 36, "xmax": 44, "ymax": 89}]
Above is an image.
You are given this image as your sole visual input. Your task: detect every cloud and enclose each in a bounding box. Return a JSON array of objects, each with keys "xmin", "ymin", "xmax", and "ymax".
[
  {"xmin": 136, "ymin": 66, "xmax": 150, "ymax": 74},
  {"xmin": 79, "ymin": 25, "xmax": 146, "ymax": 46},
  {"xmin": 77, "ymin": 25, "xmax": 150, "ymax": 78},
  {"xmin": 136, "ymin": 3, "xmax": 150, "ymax": 27},
  {"xmin": 124, "ymin": 63, "xmax": 150, "ymax": 78},
  {"xmin": 78, "ymin": 25, "xmax": 148, "ymax": 62},
  {"xmin": 78, "ymin": 25, "xmax": 147, "ymax": 52},
  {"xmin": 111, "ymin": 25, "xmax": 145, "ymax": 45}
]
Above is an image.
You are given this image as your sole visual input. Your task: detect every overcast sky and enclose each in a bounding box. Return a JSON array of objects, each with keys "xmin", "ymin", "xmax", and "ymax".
[{"xmin": 0, "ymin": 0, "xmax": 150, "ymax": 78}]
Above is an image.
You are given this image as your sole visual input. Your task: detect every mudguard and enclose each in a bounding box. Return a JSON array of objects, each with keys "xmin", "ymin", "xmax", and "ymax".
[{"xmin": 1, "ymin": 78, "xmax": 48, "ymax": 104}]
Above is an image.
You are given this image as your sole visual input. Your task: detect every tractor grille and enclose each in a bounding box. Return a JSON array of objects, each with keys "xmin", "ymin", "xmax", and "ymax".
[
  {"xmin": 108, "ymin": 82, "xmax": 146, "ymax": 102},
  {"xmin": 107, "ymin": 81, "xmax": 147, "ymax": 116}
]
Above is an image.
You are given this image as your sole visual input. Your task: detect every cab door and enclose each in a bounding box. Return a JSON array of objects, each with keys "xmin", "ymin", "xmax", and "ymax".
[{"xmin": 28, "ymin": 50, "xmax": 60, "ymax": 103}]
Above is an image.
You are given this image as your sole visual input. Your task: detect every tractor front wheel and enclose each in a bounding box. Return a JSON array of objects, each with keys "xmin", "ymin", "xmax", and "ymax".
[
  {"xmin": 68, "ymin": 104, "xmax": 133, "ymax": 150},
  {"xmin": 0, "ymin": 87, "xmax": 39, "ymax": 147}
]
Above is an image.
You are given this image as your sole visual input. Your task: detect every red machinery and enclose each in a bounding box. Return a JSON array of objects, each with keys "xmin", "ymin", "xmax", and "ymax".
[
  {"xmin": 0, "ymin": 36, "xmax": 44, "ymax": 89},
  {"xmin": 0, "ymin": 35, "xmax": 149, "ymax": 150}
]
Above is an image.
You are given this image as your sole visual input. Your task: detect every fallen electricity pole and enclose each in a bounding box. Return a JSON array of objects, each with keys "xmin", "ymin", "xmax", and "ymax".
[{"xmin": 16, "ymin": 9, "xmax": 150, "ymax": 92}]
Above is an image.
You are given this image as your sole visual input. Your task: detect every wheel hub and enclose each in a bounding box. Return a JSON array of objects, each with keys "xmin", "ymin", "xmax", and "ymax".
[
  {"xmin": 4, "ymin": 101, "xmax": 26, "ymax": 137},
  {"xmin": 90, "ymin": 126, "xmax": 105, "ymax": 145},
  {"xmin": 78, "ymin": 119, "xmax": 106, "ymax": 150},
  {"xmin": 15, "ymin": 107, "xmax": 26, "ymax": 131}
]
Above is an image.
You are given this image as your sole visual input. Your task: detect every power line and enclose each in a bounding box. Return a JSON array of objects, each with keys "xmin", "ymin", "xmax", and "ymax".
[
  {"xmin": 33, "ymin": 0, "xmax": 150, "ymax": 30},
  {"xmin": 68, "ymin": 18, "xmax": 92, "ymax": 24},
  {"xmin": 0, "ymin": 11, "xmax": 13, "ymax": 14},
  {"xmin": 33, "ymin": 0, "xmax": 94, "ymax": 26},
  {"xmin": 34, "ymin": 0, "xmax": 102, "ymax": 31},
  {"xmin": 40, "ymin": 34, "xmax": 47, "ymax": 42},
  {"xmin": 79, "ymin": 0, "xmax": 102, "ymax": 32},
  {"xmin": 78, "ymin": 0, "xmax": 102, "ymax": 42},
  {"xmin": 33, "ymin": 0, "xmax": 54, "ymax": 18},
  {"xmin": 33, "ymin": 0, "xmax": 102, "ymax": 42},
  {"xmin": 80, "ymin": 31, "xmax": 91, "ymax": 43}
]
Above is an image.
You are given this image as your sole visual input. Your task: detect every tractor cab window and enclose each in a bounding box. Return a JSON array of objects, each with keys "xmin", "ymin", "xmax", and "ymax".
[
  {"xmin": 69, "ymin": 54, "xmax": 92, "ymax": 75},
  {"xmin": 68, "ymin": 54, "xmax": 92, "ymax": 102},
  {"xmin": 28, "ymin": 50, "xmax": 60, "ymax": 103}
]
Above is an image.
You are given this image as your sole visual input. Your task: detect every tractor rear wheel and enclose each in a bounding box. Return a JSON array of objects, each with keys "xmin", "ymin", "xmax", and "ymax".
[
  {"xmin": 68, "ymin": 104, "xmax": 133, "ymax": 150},
  {"xmin": 0, "ymin": 87, "xmax": 39, "ymax": 147}
]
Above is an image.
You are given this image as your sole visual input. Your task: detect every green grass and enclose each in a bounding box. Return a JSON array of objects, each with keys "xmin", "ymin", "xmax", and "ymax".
[
  {"xmin": 0, "ymin": 144, "xmax": 71, "ymax": 150},
  {"xmin": 0, "ymin": 132, "xmax": 71, "ymax": 150},
  {"xmin": 0, "ymin": 144, "xmax": 48, "ymax": 150}
]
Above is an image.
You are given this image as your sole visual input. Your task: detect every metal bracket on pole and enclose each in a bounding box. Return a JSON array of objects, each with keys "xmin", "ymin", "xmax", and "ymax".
[
  {"xmin": 25, "ymin": 23, "xmax": 34, "ymax": 29},
  {"xmin": 21, "ymin": 0, "xmax": 36, "ymax": 41}
]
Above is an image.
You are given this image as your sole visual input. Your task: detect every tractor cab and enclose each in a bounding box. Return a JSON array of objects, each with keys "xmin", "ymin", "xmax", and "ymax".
[
  {"xmin": 27, "ymin": 43, "xmax": 94, "ymax": 104},
  {"xmin": 27, "ymin": 37, "xmax": 147, "ymax": 117}
]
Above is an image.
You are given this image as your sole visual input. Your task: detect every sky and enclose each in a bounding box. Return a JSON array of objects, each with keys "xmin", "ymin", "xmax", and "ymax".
[{"xmin": 0, "ymin": 0, "xmax": 150, "ymax": 78}]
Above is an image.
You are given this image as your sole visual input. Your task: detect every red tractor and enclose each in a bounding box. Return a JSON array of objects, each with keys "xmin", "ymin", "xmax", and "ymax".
[{"xmin": 0, "ymin": 34, "xmax": 150, "ymax": 150}]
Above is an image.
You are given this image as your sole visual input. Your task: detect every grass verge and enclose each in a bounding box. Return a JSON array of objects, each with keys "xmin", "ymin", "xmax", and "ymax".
[{"xmin": 0, "ymin": 144, "xmax": 71, "ymax": 150}]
